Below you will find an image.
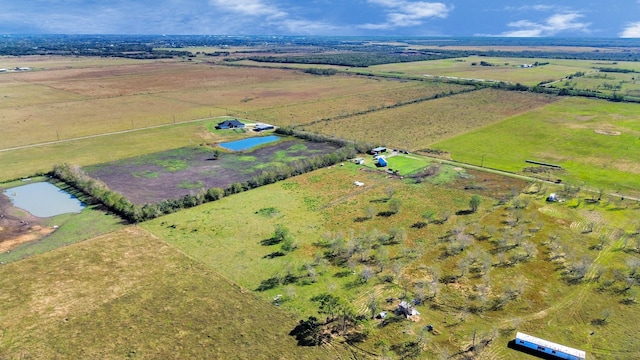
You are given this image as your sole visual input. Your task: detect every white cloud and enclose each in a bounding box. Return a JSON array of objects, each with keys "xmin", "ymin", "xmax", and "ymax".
[
  {"xmin": 620, "ymin": 22, "xmax": 640, "ymax": 37},
  {"xmin": 209, "ymin": 0, "xmax": 286, "ymax": 18},
  {"xmin": 360, "ymin": 0, "xmax": 451, "ymax": 29},
  {"xmin": 501, "ymin": 12, "xmax": 591, "ymax": 37}
]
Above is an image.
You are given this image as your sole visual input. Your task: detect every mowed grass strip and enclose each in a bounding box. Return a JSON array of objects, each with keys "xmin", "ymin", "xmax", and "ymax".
[
  {"xmin": 0, "ymin": 227, "xmax": 343, "ymax": 359},
  {"xmin": 301, "ymin": 89, "xmax": 558, "ymax": 151},
  {"xmin": 431, "ymin": 96, "xmax": 640, "ymax": 195}
]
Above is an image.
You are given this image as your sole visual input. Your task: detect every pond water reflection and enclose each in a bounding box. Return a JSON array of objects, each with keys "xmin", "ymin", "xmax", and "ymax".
[
  {"xmin": 220, "ymin": 135, "xmax": 280, "ymax": 151},
  {"xmin": 3, "ymin": 182, "xmax": 85, "ymax": 217}
]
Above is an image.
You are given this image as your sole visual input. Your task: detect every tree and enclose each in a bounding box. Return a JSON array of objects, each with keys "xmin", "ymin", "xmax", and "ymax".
[
  {"xmin": 272, "ymin": 224, "xmax": 290, "ymax": 244},
  {"xmin": 311, "ymin": 293, "xmax": 341, "ymax": 320},
  {"xmin": 389, "ymin": 198, "xmax": 402, "ymax": 214},
  {"xmin": 469, "ymin": 195, "xmax": 481, "ymax": 213}
]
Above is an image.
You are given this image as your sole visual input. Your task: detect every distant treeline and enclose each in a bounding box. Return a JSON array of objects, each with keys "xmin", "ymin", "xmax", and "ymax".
[
  {"xmin": 50, "ymin": 132, "xmax": 362, "ymax": 223},
  {"xmin": 3, "ymin": 34, "xmax": 640, "ymax": 63},
  {"xmin": 243, "ymin": 51, "xmax": 467, "ymax": 67},
  {"xmin": 239, "ymin": 48, "xmax": 640, "ymax": 67},
  {"xmin": 594, "ymin": 67, "xmax": 640, "ymax": 74},
  {"xmin": 304, "ymin": 68, "xmax": 338, "ymax": 76},
  {"xmin": 0, "ymin": 35, "xmax": 192, "ymax": 58}
]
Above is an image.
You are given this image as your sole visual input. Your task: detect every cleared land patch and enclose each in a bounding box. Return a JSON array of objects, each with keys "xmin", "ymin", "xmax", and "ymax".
[
  {"xmin": 300, "ymin": 89, "xmax": 558, "ymax": 151},
  {"xmin": 85, "ymin": 137, "xmax": 340, "ymax": 205}
]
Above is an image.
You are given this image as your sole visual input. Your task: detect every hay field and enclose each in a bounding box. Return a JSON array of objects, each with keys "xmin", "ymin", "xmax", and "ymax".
[
  {"xmin": 0, "ymin": 55, "xmax": 146, "ymax": 71},
  {"xmin": 0, "ymin": 58, "xmax": 446, "ymax": 149},
  {"xmin": 432, "ymin": 96, "xmax": 640, "ymax": 196},
  {"xmin": 300, "ymin": 89, "xmax": 558, "ymax": 150},
  {"xmin": 247, "ymin": 82, "xmax": 473, "ymax": 126},
  {"xmin": 0, "ymin": 226, "xmax": 345, "ymax": 359}
]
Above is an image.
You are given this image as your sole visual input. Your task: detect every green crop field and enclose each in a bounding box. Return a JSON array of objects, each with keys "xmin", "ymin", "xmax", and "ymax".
[{"xmin": 431, "ymin": 97, "xmax": 640, "ymax": 197}]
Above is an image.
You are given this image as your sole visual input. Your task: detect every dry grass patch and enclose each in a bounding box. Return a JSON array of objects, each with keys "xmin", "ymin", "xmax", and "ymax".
[
  {"xmin": 249, "ymin": 82, "xmax": 473, "ymax": 126},
  {"xmin": 0, "ymin": 226, "xmax": 344, "ymax": 359},
  {"xmin": 301, "ymin": 89, "xmax": 557, "ymax": 150}
]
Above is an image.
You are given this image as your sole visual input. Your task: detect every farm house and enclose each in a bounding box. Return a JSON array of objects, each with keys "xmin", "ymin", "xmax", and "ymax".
[
  {"xmin": 215, "ymin": 119, "xmax": 245, "ymax": 129},
  {"xmin": 514, "ymin": 332, "xmax": 586, "ymax": 360},
  {"xmin": 377, "ymin": 157, "xmax": 387, "ymax": 167}
]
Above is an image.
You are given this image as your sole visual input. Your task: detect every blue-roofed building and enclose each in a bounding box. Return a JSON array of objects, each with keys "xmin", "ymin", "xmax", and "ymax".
[{"xmin": 215, "ymin": 119, "xmax": 245, "ymax": 129}]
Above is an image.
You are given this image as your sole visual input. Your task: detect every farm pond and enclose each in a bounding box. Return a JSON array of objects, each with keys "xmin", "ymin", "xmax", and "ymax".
[
  {"xmin": 220, "ymin": 135, "xmax": 280, "ymax": 151},
  {"xmin": 3, "ymin": 182, "xmax": 85, "ymax": 217}
]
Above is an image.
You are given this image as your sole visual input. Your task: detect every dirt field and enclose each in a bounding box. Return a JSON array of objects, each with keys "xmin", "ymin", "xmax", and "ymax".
[{"xmin": 85, "ymin": 138, "xmax": 340, "ymax": 205}]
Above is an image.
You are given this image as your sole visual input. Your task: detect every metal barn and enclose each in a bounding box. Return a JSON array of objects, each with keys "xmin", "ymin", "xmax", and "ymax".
[{"xmin": 514, "ymin": 332, "xmax": 586, "ymax": 360}]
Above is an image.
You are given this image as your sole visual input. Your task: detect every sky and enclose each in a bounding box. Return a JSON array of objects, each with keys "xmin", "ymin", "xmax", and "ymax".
[{"xmin": 1, "ymin": 1, "xmax": 640, "ymax": 38}]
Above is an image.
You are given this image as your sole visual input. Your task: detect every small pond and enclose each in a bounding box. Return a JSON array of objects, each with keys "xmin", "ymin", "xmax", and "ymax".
[
  {"xmin": 220, "ymin": 135, "xmax": 280, "ymax": 151},
  {"xmin": 3, "ymin": 182, "xmax": 85, "ymax": 217}
]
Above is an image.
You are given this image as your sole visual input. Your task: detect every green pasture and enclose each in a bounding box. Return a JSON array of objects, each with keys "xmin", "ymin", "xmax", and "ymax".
[
  {"xmin": 550, "ymin": 71, "xmax": 640, "ymax": 99},
  {"xmin": 0, "ymin": 227, "xmax": 344, "ymax": 359},
  {"xmin": 360, "ymin": 152, "xmax": 460, "ymax": 182},
  {"xmin": 141, "ymin": 162, "xmax": 640, "ymax": 358},
  {"xmin": 432, "ymin": 97, "xmax": 640, "ymax": 197}
]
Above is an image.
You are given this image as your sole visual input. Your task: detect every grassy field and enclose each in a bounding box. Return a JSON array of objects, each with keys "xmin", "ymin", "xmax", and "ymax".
[
  {"xmin": 300, "ymin": 89, "xmax": 558, "ymax": 151},
  {"xmin": 3, "ymin": 53, "xmax": 640, "ymax": 360},
  {"xmin": 367, "ymin": 57, "xmax": 640, "ymax": 86},
  {"xmin": 247, "ymin": 82, "xmax": 474, "ymax": 127},
  {"xmin": 141, "ymin": 162, "xmax": 640, "ymax": 359},
  {"xmin": 0, "ymin": 118, "xmax": 248, "ymax": 182},
  {"xmin": 0, "ymin": 227, "xmax": 350, "ymax": 359},
  {"xmin": 431, "ymin": 97, "xmax": 640, "ymax": 197},
  {"xmin": 1, "ymin": 59, "xmax": 443, "ymax": 149}
]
